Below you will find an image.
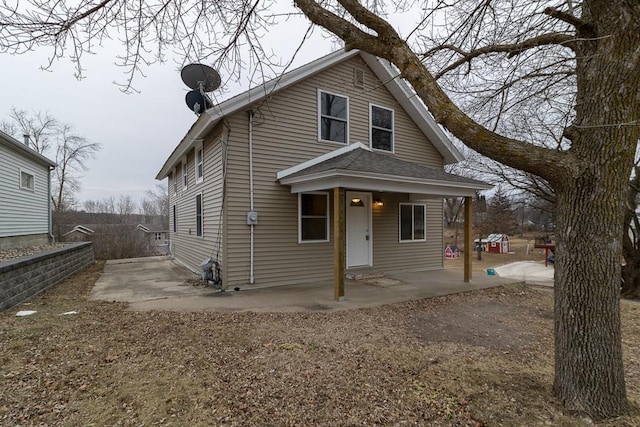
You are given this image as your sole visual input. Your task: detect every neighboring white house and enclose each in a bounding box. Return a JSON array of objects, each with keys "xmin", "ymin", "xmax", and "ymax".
[{"xmin": 0, "ymin": 130, "xmax": 56, "ymax": 249}]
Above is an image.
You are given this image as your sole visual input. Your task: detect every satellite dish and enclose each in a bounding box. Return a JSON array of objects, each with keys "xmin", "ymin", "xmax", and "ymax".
[
  {"xmin": 185, "ymin": 90, "xmax": 213, "ymax": 114},
  {"xmin": 181, "ymin": 63, "xmax": 221, "ymax": 92}
]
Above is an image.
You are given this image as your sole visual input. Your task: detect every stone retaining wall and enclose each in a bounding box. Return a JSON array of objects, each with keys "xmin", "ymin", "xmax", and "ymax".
[{"xmin": 0, "ymin": 242, "xmax": 94, "ymax": 310}]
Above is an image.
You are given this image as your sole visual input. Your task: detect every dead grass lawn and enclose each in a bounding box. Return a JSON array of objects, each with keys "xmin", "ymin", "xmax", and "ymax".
[{"xmin": 2, "ymin": 261, "xmax": 640, "ymax": 426}]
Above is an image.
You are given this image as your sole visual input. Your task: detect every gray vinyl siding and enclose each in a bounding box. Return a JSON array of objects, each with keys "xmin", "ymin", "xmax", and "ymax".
[
  {"xmin": 0, "ymin": 142, "xmax": 51, "ymax": 238},
  {"xmin": 221, "ymin": 56, "xmax": 444, "ymax": 287},
  {"xmin": 169, "ymin": 132, "xmax": 225, "ymax": 279}
]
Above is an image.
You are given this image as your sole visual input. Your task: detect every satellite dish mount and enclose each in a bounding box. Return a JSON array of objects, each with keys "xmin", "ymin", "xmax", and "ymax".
[{"xmin": 181, "ymin": 63, "xmax": 221, "ymax": 115}]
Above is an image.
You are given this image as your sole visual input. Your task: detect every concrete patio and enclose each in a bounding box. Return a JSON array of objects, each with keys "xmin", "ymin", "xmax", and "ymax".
[{"xmin": 90, "ymin": 256, "xmax": 522, "ymax": 312}]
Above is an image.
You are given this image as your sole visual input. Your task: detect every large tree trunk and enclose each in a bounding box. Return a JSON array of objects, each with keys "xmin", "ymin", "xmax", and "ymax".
[
  {"xmin": 549, "ymin": 2, "xmax": 638, "ymax": 417},
  {"xmin": 553, "ymin": 179, "xmax": 627, "ymax": 417}
]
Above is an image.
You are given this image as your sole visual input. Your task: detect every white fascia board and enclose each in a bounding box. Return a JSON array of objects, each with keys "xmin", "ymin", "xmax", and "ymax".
[
  {"xmin": 276, "ymin": 142, "xmax": 370, "ymax": 180},
  {"xmin": 281, "ymin": 169, "xmax": 492, "ymax": 196},
  {"xmin": 360, "ymin": 54, "xmax": 464, "ymax": 165}
]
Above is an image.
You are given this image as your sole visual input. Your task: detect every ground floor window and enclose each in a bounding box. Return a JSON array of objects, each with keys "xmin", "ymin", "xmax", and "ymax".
[
  {"xmin": 172, "ymin": 205, "xmax": 177, "ymax": 232},
  {"xmin": 299, "ymin": 192, "xmax": 329, "ymax": 242},
  {"xmin": 399, "ymin": 203, "xmax": 426, "ymax": 242},
  {"xmin": 196, "ymin": 194, "xmax": 203, "ymax": 237}
]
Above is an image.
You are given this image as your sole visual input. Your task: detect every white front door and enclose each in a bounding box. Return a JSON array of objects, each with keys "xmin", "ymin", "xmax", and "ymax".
[{"xmin": 347, "ymin": 191, "xmax": 372, "ymax": 268}]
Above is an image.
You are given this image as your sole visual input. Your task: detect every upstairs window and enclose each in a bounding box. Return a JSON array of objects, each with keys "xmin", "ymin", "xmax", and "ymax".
[
  {"xmin": 399, "ymin": 203, "xmax": 426, "ymax": 242},
  {"xmin": 172, "ymin": 169, "xmax": 178, "ymax": 195},
  {"xmin": 19, "ymin": 169, "xmax": 35, "ymax": 191},
  {"xmin": 182, "ymin": 159, "xmax": 188, "ymax": 190},
  {"xmin": 371, "ymin": 104, "xmax": 394, "ymax": 152},
  {"xmin": 299, "ymin": 192, "xmax": 329, "ymax": 243},
  {"xmin": 195, "ymin": 142, "xmax": 204, "ymax": 184},
  {"xmin": 318, "ymin": 90, "xmax": 348, "ymax": 144}
]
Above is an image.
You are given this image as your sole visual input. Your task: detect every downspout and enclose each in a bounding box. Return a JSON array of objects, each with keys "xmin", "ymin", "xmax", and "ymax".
[{"xmin": 248, "ymin": 110, "xmax": 256, "ymax": 285}]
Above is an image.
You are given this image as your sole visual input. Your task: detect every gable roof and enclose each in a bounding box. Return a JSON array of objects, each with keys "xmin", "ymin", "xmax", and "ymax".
[
  {"xmin": 156, "ymin": 49, "xmax": 463, "ymax": 180},
  {"xmin": 278, "ymin": 144, "xmax": 490, "ymax": 198},
  {"xmin": 0, "ymin": 129, "xmax": 56, "ymax": 168}
]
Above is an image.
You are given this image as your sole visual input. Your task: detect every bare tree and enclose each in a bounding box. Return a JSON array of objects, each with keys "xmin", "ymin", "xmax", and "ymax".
[
  {"xmin": 51, "ymin": 124, "xmax": 102, "ymax": 239},
  {"xmin": 140, "ymin": 183, "xmax": 169, "ymax": 229},
  {"xmin": 2, "ymin": 0, "xmax": 639, "ymax": 418},
  {"xmin": 0, "ymin": 108, "xmax": 58, "ymax": 153}
]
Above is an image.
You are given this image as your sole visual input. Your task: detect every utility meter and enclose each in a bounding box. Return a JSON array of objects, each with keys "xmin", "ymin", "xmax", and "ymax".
[{"xmin": 247, "ymin": 211, "xmax": 258, "ymax": 225}]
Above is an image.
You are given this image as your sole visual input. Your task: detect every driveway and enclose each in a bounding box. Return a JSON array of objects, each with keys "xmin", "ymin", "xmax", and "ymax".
[
  {"xmin": 90, "ymin": 256, "xmax": 521, "ymax": 312},
  {"xmin": 493, "ymin": 261, "xmax": 554, "ymax": 286}
]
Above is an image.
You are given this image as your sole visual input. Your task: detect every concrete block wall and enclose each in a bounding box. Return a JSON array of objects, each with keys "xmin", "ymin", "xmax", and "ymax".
[
  {"xmin": 0, "ymin": 234, "xmax": 49, "ymax": 250},
  {"xmin": 0, "ymin": 242, "xmax": 94, "ymax": 310}
]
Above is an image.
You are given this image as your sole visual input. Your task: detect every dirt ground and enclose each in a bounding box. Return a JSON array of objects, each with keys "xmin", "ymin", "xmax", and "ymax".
[{"xmin": 2, "ymin": 261, "xmax": 640, "ymax": 426}]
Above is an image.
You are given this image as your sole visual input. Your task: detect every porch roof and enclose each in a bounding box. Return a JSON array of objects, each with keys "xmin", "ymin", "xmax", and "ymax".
[{"xmin": 277, "ymin": 143, "xmax": 491, "ymax": 197}]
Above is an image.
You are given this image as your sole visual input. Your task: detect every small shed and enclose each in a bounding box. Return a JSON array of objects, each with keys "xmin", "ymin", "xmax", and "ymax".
[
  {"xmin": 444, "ymin": 245, "xmax": 460, "ymax": 259},
  {"xmin": 484, "ymin": 234, "xmax": 510, "ymax": 254}
]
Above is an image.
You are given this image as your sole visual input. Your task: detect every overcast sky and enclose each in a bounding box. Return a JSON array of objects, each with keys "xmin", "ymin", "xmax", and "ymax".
[{"xmin": 0, "ymin": 17, "xmax": 335, "ymax": 208}]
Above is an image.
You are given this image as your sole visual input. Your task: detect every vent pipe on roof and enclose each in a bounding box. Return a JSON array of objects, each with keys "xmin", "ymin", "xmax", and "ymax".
[{"xmin": 23, "ymin": 134, "xmax": 30, "ymax": 146}]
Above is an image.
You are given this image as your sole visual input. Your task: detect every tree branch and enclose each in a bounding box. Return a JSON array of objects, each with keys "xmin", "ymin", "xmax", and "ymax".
[
  {"xmin": 427, "ymin": 33, "xmax": 576, "ymax": 79},
  {"xmin": 544, "ymin": 7, "xmax": 593, "ymax": 35}
]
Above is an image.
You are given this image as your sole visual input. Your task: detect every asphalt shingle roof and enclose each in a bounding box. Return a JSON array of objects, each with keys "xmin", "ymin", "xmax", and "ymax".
[{"xmin": 284, "ymin": 148, "xmax": 486, "ymax": 186}]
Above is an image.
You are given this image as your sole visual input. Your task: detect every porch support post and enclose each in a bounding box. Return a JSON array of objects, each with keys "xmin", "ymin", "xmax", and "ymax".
[
  {"xmin": 333, "ymin": 187, "xmax": 346, "ymax": 301},
  {"xmin": 464, "ymin": 196, "xmax": 472, "ymax": 282}
]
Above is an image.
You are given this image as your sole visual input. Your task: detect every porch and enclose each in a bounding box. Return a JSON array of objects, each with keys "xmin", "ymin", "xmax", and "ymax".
[{"xmin": 91, "ymin": 256, "xmax": 522, "ymax": 312}]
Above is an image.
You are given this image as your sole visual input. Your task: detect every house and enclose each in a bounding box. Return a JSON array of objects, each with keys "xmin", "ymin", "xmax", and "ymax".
[
  {"xmin": 444, "ymin": 245, "xmax": 460, "ymax": 259},
  {"xmin": 156, "ymin": 49, "xmax": 491, "ymax": 296},
  {"xmin": 475, "ymin": 234, "xmax": 510, "ymax": 254},
  {"xmin": 136, "ymin": 224, "xmax": 169, "ymax": 254},
  {"xmin": 62, "ymin": 225, "xmax": 95, "ymax": 242},
  {"xmin": 0, "ymin": 130, "xmax": 56, "ymax": 249}
]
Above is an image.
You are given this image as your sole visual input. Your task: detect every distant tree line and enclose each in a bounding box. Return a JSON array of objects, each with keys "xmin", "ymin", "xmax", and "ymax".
[{"xmin": 59, "ymin": 186, "xmax": 169, "ymax": 260}]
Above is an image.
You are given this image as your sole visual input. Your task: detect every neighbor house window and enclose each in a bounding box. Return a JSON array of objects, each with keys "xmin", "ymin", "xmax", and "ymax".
[
  {"xmin": 195, "ymin": 142, "xmax": 204, "ymax": 184},
  {"xmin": 155, "ymin": 233, "xmax": 163, "ymax": 241},
  {"xmin": 399, "ymin": 203, "xmax": 426, "ymax": 242},
  {"xmin": 370, "ymin": 104, "xmax": 394, "ymax": 152},
  {"xmin": 19, "ymin": 169, "xmax": 34, "ymax": 191},
  {"xmin": 318, "ymin": 90, "xmax": 348, "ymax": 144},
  {"xmin": 172, "ymin": 205, "xmax": 177, "ymax": 233},
  {"xmin": 299, "ymin": 192, "xmax": 329, "ymax": 242},
  {"xmin": 195, "ymin": 193, "xmax": 203, "ymax": 237},
  {"xmin": 182, "ymin": 159, "xmax": 188, "ymax": 190}
]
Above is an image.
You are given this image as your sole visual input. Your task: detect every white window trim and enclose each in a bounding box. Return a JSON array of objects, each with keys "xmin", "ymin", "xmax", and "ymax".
[
  {"xmin": 370, "ymin": 103, "xmax": 395, "ymax": 153},
  {"xmin": 298, "ymin": 191, "xmax": 330, "ymax": 244},
  {"xmin": 182, "ymin": 158, "xmax": 188, "ymax": 191},
  {"xmin": 399, "ymin": 203, "xmax": 427, "ymax": 242},
  {"xmin": 195, "ymin": 141, "xmax": 204, "ymax": 184},
  {"xmin": 19, "ymin": 168, "xmax": 35, "ymax": 191},
  {"xmin": 195, "ymin": 192, "xmax": 203, "ymax": 238},
  {"xmin": 317, "ymin": 89, "xmax": 349, "ymax": 145}
]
